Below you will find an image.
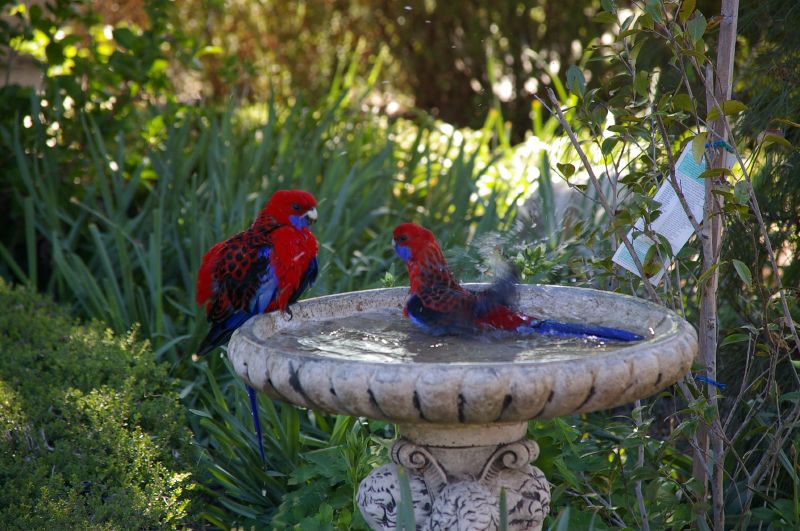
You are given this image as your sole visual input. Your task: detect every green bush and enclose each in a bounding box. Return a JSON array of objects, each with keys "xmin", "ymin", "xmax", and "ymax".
[{"xmin": 0, "ymin": 280, "xmax": 197, "ymax": 529}]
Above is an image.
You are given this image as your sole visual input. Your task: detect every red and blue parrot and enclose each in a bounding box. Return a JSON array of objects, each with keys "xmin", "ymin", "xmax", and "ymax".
[
  {"xmin": 196, "ymin": 189, "xmax": 319, "ymax": 460},
  {"xmin": 391, "ymin": 223, "xmax": 641, "ymax": 341}
]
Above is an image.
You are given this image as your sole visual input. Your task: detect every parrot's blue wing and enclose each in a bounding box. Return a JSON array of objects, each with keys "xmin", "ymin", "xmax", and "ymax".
[
  {"xmin": 405, "ymin": 293, "xmax": 479, "ymax": 336},
  {"xmin": 197, "ymin": 245, "xmax": 277, "ymax": 355},
  {"xmin": 406, "ymin": 294, "xmax": 454, "ymax": 335}
]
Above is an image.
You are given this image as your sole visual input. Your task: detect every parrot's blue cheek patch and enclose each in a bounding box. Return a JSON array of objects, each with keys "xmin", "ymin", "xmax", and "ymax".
[
  {"xmin": 290, "ymin": 215, "xmax": 310, "ymax": 229},
  {"xmin": 395, "ymin": 244, "xmax": 411, "ymax": 262}
]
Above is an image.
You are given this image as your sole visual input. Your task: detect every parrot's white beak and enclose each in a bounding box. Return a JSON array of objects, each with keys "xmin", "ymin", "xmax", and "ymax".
[{"xmin": 305, "ymin": 208, "xmax": 318, "ymax": 224}]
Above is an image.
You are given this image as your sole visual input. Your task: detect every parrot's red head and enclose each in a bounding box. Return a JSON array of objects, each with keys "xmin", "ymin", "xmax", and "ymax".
[
  {"xmin": 392, "ymin": 223, "xmax": 440, "ymax": 263},
  {"xmin": 256, "ymin": 189, "xmax": 318, "ymax": 229},
  {"xmin": 393, "ymin": 223, "xmax": 459, "ymax": 299}
]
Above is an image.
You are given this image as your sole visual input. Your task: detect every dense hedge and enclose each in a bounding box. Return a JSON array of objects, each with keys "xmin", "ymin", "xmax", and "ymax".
[{"xmin": 0, "ymin": 280, "xmax": 197, "ymax": 528}]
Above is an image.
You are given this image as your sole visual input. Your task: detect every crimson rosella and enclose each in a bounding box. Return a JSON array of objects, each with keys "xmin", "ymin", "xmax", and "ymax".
[
  {"xmin": 392, "ymin": 223, "xmax": 641, "ymax": 341},
  {"xmin": 196, "ymin": 189, "xmax": 319, "ymax": 460}
]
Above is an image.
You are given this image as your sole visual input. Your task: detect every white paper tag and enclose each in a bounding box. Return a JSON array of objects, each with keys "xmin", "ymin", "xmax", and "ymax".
[{"xmin": 612, "ymin": 143, "xmax": 726, "ymax": 284}]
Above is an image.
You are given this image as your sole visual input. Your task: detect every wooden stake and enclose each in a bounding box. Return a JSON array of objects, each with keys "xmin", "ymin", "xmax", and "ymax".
[{"xmin": 695, "ymin": 1, "xmax": 739, "ymax": 529}]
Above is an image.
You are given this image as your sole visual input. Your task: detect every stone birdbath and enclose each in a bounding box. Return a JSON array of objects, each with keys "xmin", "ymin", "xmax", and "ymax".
[{"xmin": 227, "ymin": 285, "xmax": 697, "ymax": 530}]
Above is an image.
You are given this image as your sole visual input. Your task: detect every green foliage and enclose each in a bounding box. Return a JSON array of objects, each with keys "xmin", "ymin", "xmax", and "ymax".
[
  {"xmin": 2, "ymin": 0, "xmax": 799, "ymax": 528},
  {"xmin": 171, "ymin": 0, "xmax": 626, "ymax": 139},
  {"xmin": 193, "ymin": 362, "xmax": 384, "ymax": 528},
  {"xmin": 0, "ymin": 280, "xmax": 197, "ymax": 528},
  {"xmin": 544, "ymin": 0, "xmax": 800, "ymax": 527},
  {"xmin": 532, "ymin": 403, "xmax": 699, "ymax": 529},
  {"xmin": 2, "ymin": 0, "xmax": 189, "ymax": 108},
  {"xmin": 1, "ymin": 84, "xmax": 518, "ymax": 356},
  {"xmin": 725, "ymin": 0, "xmax": 800, "ymax": 297},
  {"xmin": 0, "ymin": 0, "xmax": 196, "ymax": 273}
]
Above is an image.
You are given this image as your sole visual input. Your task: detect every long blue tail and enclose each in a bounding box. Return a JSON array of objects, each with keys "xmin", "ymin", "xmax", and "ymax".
[
  {"xmin": 522, "ymin": 320, "xmax": 642, "ymax": 342},
  {"xmin": 246, "ymin": 385, "xmax": 265, "ymax": 462}
]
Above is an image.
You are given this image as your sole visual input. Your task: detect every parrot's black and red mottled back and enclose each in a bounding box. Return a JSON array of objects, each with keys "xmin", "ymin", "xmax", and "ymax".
[
  {"xmin": 195, "ymin": 189, "xmax": 319, "ymax": 460},
  {"xmin": 196, "ymin": 190, "xmax": 319, "ymax": 356},
  {"xmin": 392, "ymin": 223, "xmax": 641, "ymax": 341}
]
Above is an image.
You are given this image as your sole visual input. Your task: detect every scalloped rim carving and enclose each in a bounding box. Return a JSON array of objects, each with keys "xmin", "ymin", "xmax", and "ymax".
[{"xmin": 228, "ymin": 285, "xmax": 697, "ymax": 424}]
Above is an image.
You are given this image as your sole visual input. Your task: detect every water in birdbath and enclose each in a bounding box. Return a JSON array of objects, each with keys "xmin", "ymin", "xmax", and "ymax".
[{"xmin": 272, "ymin": 308, "xmax": 640, "ymax": 364}]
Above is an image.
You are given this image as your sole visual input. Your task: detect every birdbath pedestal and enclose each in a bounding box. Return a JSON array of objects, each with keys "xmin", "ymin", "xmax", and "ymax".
[{"xmin": 228, "ymin": 285, "xmax": 697, "ymax": 530}]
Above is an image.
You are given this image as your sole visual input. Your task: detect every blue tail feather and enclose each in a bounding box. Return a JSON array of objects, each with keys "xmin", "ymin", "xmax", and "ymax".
[
  {"xmin": 246, "ymin": 385, "xmax": 265, "ymax": 462},
  {"xmin": 521, "ymin": 320, "xmax": 643, "ymax": 342},
  {"xmin": 695, "ymin": 375, "xmax": 726, "ymax": 391}
]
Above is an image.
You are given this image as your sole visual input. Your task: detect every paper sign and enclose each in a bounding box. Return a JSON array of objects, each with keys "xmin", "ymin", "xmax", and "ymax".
[{"xmin": 612, "ymin": 143, "xmax": 727, "ymax": 284}]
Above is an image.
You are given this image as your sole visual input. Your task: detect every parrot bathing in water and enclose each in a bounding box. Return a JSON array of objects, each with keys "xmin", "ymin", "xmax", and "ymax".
[
  {"xmin": 196, "ymin": 189, "xmax": 319, "ymax": 460},
  {"xmin": 391, "ymin": 223, "xmax": 641, "ymax": 341}
]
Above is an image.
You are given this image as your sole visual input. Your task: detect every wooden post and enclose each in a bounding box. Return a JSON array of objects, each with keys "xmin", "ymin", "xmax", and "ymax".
[{"xmin": 694, "ymin": 1, "xmax": 739, "ymax": 529}]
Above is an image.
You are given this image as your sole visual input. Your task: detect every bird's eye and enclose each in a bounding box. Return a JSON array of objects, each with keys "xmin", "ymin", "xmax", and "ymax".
[
  {"xmin": 292, "ymin": 203, "xmax": 301, "ymax": 211},
  {"xmin": 398, "ymin": 234, "xmax": 408, "ymax": 242}
]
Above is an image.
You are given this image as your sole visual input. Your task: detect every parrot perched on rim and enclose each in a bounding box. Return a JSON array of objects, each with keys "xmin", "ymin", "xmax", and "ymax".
[
  {"xmin": 391, "ymin": 223, "xmax": 641, "ymax": 341},
  {"xmin": 195, "ymin": 189, "xmax": 319, "ymax": 461}
]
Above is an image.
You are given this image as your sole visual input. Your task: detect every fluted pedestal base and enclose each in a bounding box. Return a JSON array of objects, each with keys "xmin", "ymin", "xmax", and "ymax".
[{"xmin": 357, "ymin": 423, "xmax": 550, "ymax": 530}]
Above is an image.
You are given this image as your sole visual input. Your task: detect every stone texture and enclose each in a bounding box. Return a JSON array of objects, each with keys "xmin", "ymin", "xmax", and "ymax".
[
  {"xmin": 228, "ymin": 285, "xmax": 698, "ymax": 424},
  {"xmin": 357, "ymin": 428, "xmax": 550, "ymax": 531}
]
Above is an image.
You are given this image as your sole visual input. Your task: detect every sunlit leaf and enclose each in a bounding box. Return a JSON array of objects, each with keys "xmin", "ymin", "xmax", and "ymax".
[
  {"xmin": 699, "ymin": 168, "xmax": 733, "ymax": 179},
  {"xmin": 687, "ymin": 12, "xmax": 707, "ymax": 44},
  {"xmin": 592, "ymin": 12, "xmax": 618, "ymax": 24},
  {"xmin": 720, "ymin": 333, "xmax": 750, "ymax": 347},
  {"xmin": 196, "ymin": 45, "xmax": 224, "ymax": 58},
  {"xmin": 732, "ymin": 259, "xmax": 752, "ymax": 287},
  {"xmin": 566, "ymin": 65, "xmax": 586, "ymax": 97},
  {"xmin": 763, "ymin": 134, "xmax": 794, "ymax": 150},
  {"xmin": 673, "ymin": 93, "xmax": 693, "ymax": 112},
  {"xmin": 557, "ymin": 162, "xmax": 576, "ymax": 177},
  {"xmin": 679, "ymin": 0, "xmax": 697, "ymax": 23},
  {"xmin": 721, "ymin": 100, "xmax": 747, "ymax": 115},
  {"xmin": 692, "ymin": 132, "xmax": 707, "ymax": 163}
]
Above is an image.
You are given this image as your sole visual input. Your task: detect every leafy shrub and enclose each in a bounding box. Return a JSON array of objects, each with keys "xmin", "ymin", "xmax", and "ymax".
[
  {"xmin": 193, "ymin": 366, "xmax": 386, "ymax": 528},
  {"xmin": 0, "ymin": 280, "xmax": 197, "ymax": 528}
]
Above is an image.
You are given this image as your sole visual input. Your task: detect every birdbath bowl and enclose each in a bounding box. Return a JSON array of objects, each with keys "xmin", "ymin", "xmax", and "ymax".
[{"xmin": 228, "ymin": 285, "xmax": 696, "ymax": 530}]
